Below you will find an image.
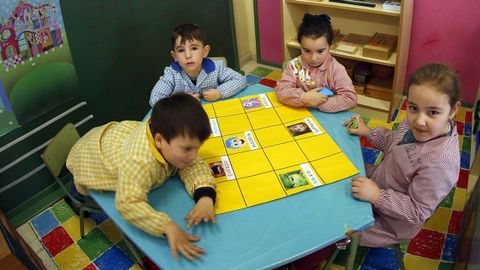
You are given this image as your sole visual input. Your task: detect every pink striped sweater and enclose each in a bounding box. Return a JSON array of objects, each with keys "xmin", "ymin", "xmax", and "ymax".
[
  {"xmin": 275, "ymin": 54, "xmax": 357, "ymax": 112},
  {"xmin": 360, "ymin": 120, "xmax": 460, "ymax": 247}
]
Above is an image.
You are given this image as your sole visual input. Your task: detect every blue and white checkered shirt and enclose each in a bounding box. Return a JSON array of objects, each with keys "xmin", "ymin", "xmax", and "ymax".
[{"xmin": 149, "ymin": 58, "xmax": 247, "ymax": 107}]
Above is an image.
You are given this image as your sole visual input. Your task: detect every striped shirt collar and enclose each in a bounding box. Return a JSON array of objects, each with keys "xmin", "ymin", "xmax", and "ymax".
[
  {"xmin": 171, "ymin": 58, "xmax": 215, "ymax": 73},
  {"xmin": 145, "ymin": 121, "xmax": 167, "ymax": 164}
]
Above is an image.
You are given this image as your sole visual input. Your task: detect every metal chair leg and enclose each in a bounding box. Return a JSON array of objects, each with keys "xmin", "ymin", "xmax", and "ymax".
[
  {"xmin": 345, "ymin": 233, "xmax": 360, "ymax": 270},
  {"xmin": 80, "ymin": 209, "xmax": 85, "ymax": 238},
  {"xmin": 322, "ymin": 248, "xmax": 339, "ymax": 270}
]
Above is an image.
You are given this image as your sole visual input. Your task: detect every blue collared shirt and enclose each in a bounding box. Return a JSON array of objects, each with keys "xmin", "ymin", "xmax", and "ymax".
[{"xmin": 149, "ymin": 58, "xmax": 247, "ymax": 107}]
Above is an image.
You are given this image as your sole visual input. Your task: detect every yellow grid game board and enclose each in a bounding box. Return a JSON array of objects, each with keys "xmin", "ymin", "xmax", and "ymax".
[{"xmin": 200, "ymin": 92, "xmax": 359, "ymax": 214}]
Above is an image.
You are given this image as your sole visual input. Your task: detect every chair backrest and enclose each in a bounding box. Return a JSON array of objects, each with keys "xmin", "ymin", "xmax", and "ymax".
[
  {"xmin": 209, "ymin": 56, "xmax": 227, "ymax": 66},
  {"xmin": 41, "ymin": 123, "xmax": 80, "ymax": 178}
]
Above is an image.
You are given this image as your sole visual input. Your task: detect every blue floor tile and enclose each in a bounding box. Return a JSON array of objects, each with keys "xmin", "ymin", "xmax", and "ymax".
[
  {"xmin": 361, "ymin": 248, "xmax": 400, "ymax": 270},
  {"xmin": 460, "ymin": 151, "xmax": 470, "ymax": 169},
  {"xmin": 362, "ymin": 148, "xmax": 381, "ymax": 165},
  {"xmin": 90, "ymin": 212, "xmax": 109, "ymax": 225},
  {"xmin": 246, "ymin": 74, "xmax": 262, "ymax": 85},
  {"xmin": 464, "ymin": 123, "xmax": 471, "ymax": 136},
  {"xmin": 94, "ymin": 246, "xmax": 134, "ymax": 270},
  {"xmin": 441, "ymin": 234, "xmax": 457, "ymax": 262},
  {"xmin": 31, "ymin": 210, "xmax": 59, "ymax": 237}
]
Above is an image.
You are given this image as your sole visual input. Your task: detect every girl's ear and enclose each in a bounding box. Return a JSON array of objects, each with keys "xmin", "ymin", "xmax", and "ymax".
[
  {"xmin": 170, "ymin": 50, "xmax": 177, "ymax": 61},
  {"xmin": 449, "ymin": 101, "xmax": 461, "ymax": 120},
  {"xmin": 202, "ymin": 44, "xmax": 210, "ymax": 58}
]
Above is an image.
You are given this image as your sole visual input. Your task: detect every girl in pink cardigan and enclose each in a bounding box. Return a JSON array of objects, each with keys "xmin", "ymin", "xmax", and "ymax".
[
  {"xmin": 275, "ymin": 13, "xmax": 357, "ymax": 112},
  {"xmin": 346, "ymin": 63, "xmax": 461, "ymax": 247}
]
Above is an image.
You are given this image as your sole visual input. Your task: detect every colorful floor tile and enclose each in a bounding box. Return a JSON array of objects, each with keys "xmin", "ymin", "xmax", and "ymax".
[
  {"xmin": 26, "ymin": 200, "xmax": 139, "ymax": 270},
  {"xmin": 18, "ymin": 66, "xmax": 473, "ymax": 270}
]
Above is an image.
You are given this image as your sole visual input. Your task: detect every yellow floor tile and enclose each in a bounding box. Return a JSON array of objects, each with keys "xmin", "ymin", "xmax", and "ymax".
[
  {"xmin": 129, "ymin": 264, "xmax": 143, "ymax": 270},
  {"xmin": 62, "ymin": 215, "xmax": 96, "ymax": 241},
  {"xmin": 264, "ymin": 70, "xmax": 283, "ymax": 81},
  {"xmin": 452, "ymin": 188, "xmax": 467, "ymax": 211},
  {"xmin": 404, "ymin": 254, "xmax": 439, "ymax": 270},
  {"xmin": 423, "ymin": 207, "xmax": 451, "ymax": 232},
  {"xmin": 54, "ymin": 244, "xmax": 90, "ymax": 269},
  {"xmin": 99, "ymin": 219, "xmax": 123, "ymax": 244},
  {"xmin": 454, "ymin": 108, "xmax": 466, "ymax": 122}
]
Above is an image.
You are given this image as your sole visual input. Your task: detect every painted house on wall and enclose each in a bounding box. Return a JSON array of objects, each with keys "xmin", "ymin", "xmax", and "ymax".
[{"xmin": 0, "ymin": 1, "xmax": 63, "ymax": 69}]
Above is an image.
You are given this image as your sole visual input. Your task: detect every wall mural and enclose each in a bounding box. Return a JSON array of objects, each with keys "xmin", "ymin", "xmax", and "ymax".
[{"xmin": 0, "ymin": 0, "xmax": 79, "ymax": 136}]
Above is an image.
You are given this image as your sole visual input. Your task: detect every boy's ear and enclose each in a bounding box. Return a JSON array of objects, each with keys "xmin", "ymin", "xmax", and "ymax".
[
  {"xmin": 449, "ymin": 101, "xmax": 461, "ymax": 120},
  {"xmin": 202, "ymin": 44, "xmax": 210, "ymax": 58},
  {"xmin": 170, "ymin": 50, "xmax": 177, "ymax": 61},
  {"xmin": 154, "ymin": 133, "xmax": 165, "ymax": 149}
]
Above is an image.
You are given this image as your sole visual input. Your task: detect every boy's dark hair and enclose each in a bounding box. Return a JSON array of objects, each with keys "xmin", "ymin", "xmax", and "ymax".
[
  {"xmin": 408, "ymin": 63, "xmax": 460, "ymax": 108},
  {"xmin": 297, "ymin": 13, "xmax": 333, "ymax": 46},
  {"xmin": 171, "ymin": 23, "xmax": 208, "ymax": 50},
  {"xmin": 150, "ymin": 93, "xmax": 211, "ymax": 143}
]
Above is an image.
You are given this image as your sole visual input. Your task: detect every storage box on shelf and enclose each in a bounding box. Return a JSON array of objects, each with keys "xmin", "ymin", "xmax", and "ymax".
[{"xmin": 282, "ymin": 0, "xmax": 413, "ymax": 122}]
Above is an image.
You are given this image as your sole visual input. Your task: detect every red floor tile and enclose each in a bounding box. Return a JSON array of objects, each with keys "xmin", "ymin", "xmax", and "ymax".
[
  {"xmin": 465, "ymin": 111, "xmax": 472, "ymax": 123},
  {"xmin": 401, "ymin": 100, "xmax": 407, "ymax": 110},
  {"xmin": 83, "ymin": 263, "xmax": 97, "ymax": 270},
  {"xmin": 456, "ymin": 169, "xmax": 469, "ymax": 189},
  {"xmin": 456, "ymin": 121, "xmax": 464, "ymax": 135},
  {"xmin": 448, "ymin": 210, "xmax": 462, "ymax": 234},
  {"xmin": 407, "ymin": 229, "xmax": 445, "ymax": 259},
  {"xmin": 259, "ymin": 78, "xmax": 277, "ymax": 88},
  {"xmin": 360, "ymin": 136, "xmax": 375, "ymax": 149},
  {"xmin": 41, "ymin": 226, "xmax": 74, "ymax": 257}
]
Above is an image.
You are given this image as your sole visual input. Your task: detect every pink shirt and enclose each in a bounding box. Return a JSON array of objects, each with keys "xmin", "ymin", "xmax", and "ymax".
[
  {"xmin": 275, "ymin": 54, "xmax": 357, "ymax": 112},
  {"xmin": 360, "ymin": 120, "xmax": 460, "ymax": 247}
]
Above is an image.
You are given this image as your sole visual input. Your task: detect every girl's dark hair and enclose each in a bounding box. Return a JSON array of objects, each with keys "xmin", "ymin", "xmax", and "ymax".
[
  {"xmin": 297, "ymin": 13, "xmax": 333, "ymax": 45},
  {"xmin": 150, "ymin": 93, "xmax": 211, "ymax": 143},
  {"xmin": 171, "ymin": 23, "xmax": 208, "ymax": 50},
  {"xmin": 408, "ymin": 63, "xmax": 460, "ymax": 108}
]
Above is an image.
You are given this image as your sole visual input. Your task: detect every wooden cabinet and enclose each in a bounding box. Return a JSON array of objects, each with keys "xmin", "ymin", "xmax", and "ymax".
[{"xmin": 282, "ymin": 0, "xmax": 413, "ymax": 121}]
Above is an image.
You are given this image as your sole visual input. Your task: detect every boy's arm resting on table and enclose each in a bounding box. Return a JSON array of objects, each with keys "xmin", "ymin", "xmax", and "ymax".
[
  {"xmin": 275, "ymin": 68, "xmax": 305, "ymax": 107},
  {"xmin": 179, "ymin": 157, "xmax": 216, "ymax": 199},
  {"xmin": 373, "ymin": 158, "xmax": 459, "ymax": 224},
  {"xmin": 215, "ymin": 61, "xmax": 247, "ymax": 99},
  {"xmin": 115, "ymin": 161, "xmax": 172, "ymax": 237},
  {"xmin": 318, "ymin": 66, "xmax": 357, "ymax": 112},
  {"xmin": 149, "ymin": 67, "xmax": 176, "ymax": 107}
]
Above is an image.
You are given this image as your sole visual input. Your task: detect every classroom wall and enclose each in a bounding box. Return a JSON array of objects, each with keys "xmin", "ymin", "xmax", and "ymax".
[
  {"xmin": 405, "ymin": 0, "xmax": 480, "ymax": 105},
  {"xmin": 233, "ymin": 0, "xmax": 256, "ymax": 67},
  {"xmin": 0, "ymin": 0, "xmax": 239, "ymax": 224}
]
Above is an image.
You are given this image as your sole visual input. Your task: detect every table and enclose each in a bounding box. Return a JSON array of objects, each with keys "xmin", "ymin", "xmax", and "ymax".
[{"xmin": 90, "ymin": 84, "xmax": 374, "ymax": 270}]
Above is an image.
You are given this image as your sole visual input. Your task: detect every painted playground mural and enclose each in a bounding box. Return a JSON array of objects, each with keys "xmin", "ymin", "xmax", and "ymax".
[{"xmin": 0, "ymin": 0, "xmax": 79, "ymax": 136}]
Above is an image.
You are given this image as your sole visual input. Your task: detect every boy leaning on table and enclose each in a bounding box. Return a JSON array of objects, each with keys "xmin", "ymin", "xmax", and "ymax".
[{"xmin": 66, "ymin": 93, "xmax": 217, "ymax": 260}]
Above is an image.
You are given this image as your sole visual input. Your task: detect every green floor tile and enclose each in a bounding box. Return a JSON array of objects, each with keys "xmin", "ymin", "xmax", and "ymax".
[
  {"xmin": 374, "ymin": 152, "xmax": 384, "ymax": 165},
  {"xmin": 50, "ymin": 200, "xmax": 75, "ymax": 223},
  {"xmin": 251, "ymin": 66, "xmax": 273, "ymax": 77},
  {"xmin": 462, "ymin": 136, "xmax": 471, "ymax": 152},
  {"xmin": 438, "ymin": 261, "xmax": 454, "ymax": 270},
  {"xmin": 77, "ymin": 228, "xmax": 113, "ymax": 260},
  {"xmin": 399, "ymin": 240, "xmax": 409, "ymax": 253},
  {"xmin": 117, "ymin": 240, "xmax": 136, "ymax": 261},
  {"xmin": 439, "ymin": 188, "xmax": 455, "ymax": 208}
]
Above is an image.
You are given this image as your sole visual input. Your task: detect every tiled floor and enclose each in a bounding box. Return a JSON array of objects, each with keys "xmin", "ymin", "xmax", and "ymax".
[{"xmin": 17, "ymin": 63, "xmax": 475, "ymax": 270}]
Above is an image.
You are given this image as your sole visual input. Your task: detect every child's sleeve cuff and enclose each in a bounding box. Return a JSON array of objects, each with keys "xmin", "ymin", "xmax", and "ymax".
[{"xmin": 193, "ymin": 187, "xmax": 216, "ymax": 204}]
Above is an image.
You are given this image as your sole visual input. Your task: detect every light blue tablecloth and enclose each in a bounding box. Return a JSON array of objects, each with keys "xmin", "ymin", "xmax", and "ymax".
[{"xmin": 91, "ymin": 84, "xmax": 374, "ymax": 270}]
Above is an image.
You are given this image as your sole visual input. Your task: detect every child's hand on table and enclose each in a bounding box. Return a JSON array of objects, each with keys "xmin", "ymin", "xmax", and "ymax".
[
  {"xmin": 351, "ymin": 176, "xmax": 381, "ymax": 204},
  {"xmin": 344, "ymin": 115, "xmax": 370, "ymax": 136},
  {"xmin": 164, "ymin": 221, "xmax": 204, "ymax": 260},
  {"xmin": 203, "ymin": 89, "xmax": 222, "ymax": 101},
  {"xmin": 302, "ymin": 88, "xmax": 328, "ymax": 107},
  {"xmin": 185, "ymin": 196, "xmax": 216, "ymax": 228},
  {"xmin": 186, "ymin": 91, "xmax": 201, "ymax": 101}
]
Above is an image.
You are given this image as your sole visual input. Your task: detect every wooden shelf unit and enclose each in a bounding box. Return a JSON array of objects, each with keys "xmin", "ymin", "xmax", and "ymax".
[{"xmin": 282, "ymin": 0, "xmax": 413, "ymax": 121}]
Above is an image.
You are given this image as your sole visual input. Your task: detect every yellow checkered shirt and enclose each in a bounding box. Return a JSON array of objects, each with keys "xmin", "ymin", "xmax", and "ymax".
[{"xmin": 66, "ymin": 121, "xmax": 215, "ymax": 236}]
